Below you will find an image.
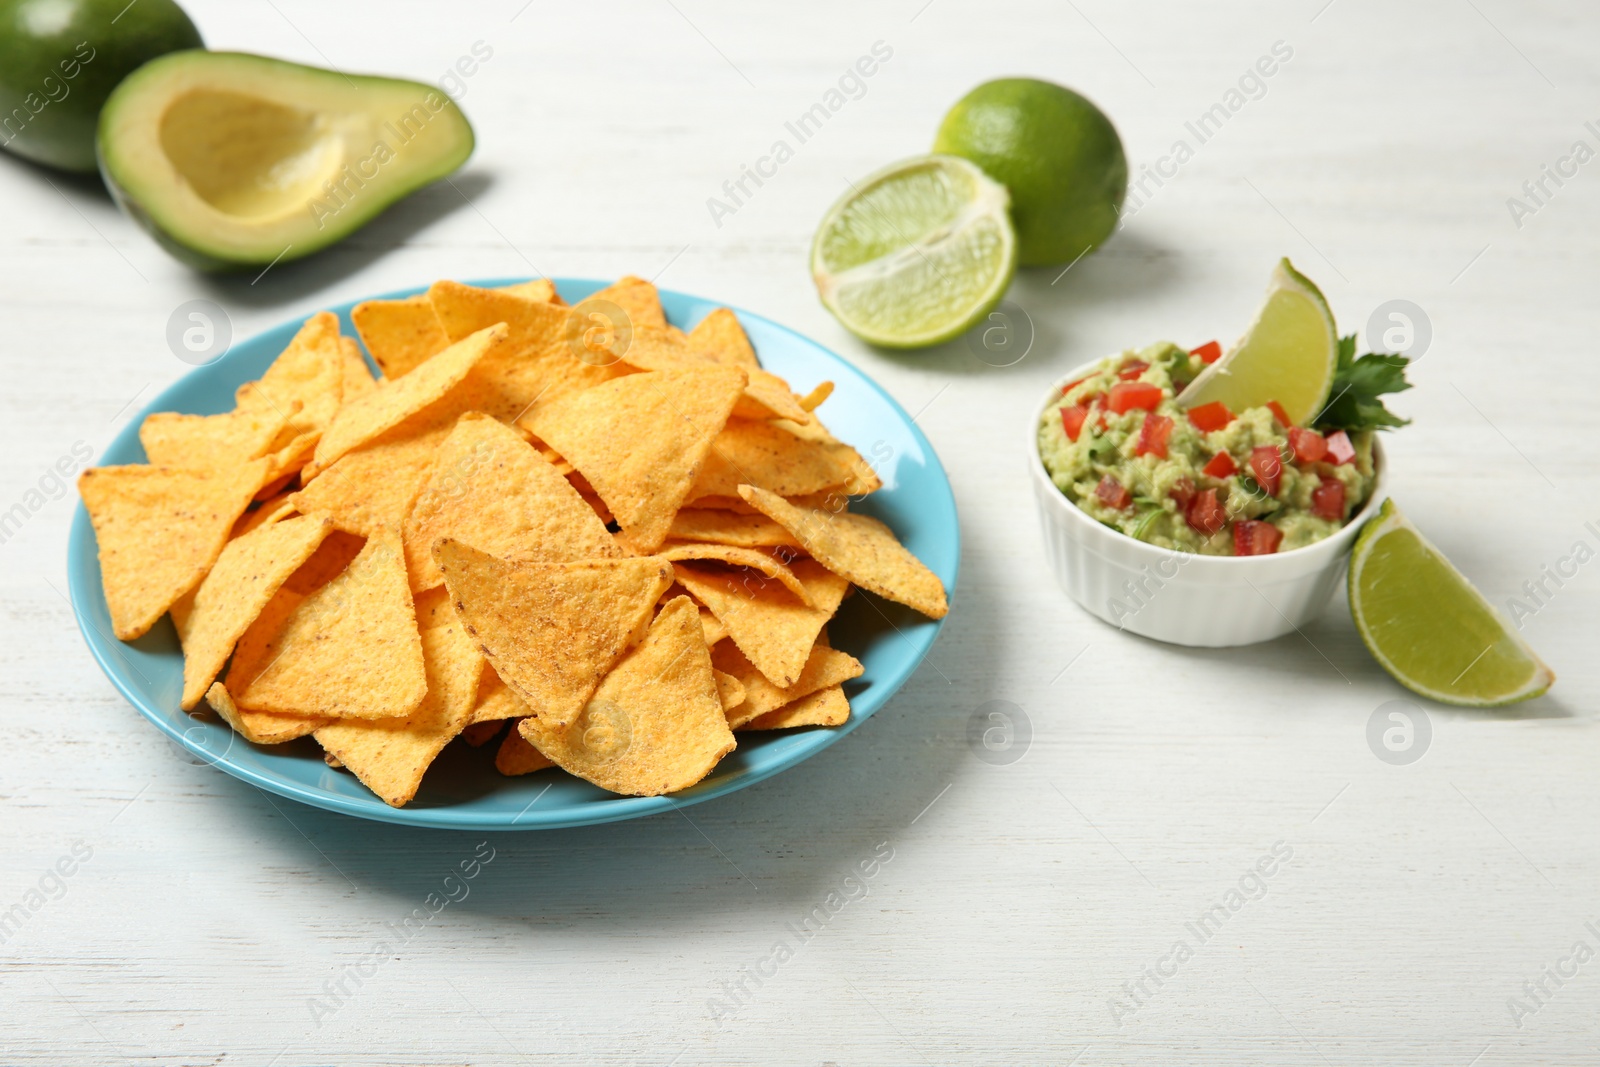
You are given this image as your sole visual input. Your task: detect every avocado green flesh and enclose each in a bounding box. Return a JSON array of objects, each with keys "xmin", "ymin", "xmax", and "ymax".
[
  {"xmin": 98, "ymin": 50, "xmax": 474, "ymax": 271},
  {"xmin": 0, "ymin": 0, "xmax": 202, "ymax": 172}
]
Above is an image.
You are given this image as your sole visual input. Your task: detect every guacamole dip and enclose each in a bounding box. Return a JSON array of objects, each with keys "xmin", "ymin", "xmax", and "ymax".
[{"xmin": 1038, "ymin": 343, "xmax": 1375, "ymax": 556}]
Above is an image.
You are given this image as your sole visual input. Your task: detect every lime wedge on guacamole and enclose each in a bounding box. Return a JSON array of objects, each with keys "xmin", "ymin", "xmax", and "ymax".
[
  {"xmin": 811, "ymin": 154, "xmax": 1016, "ymax": 349},
  {"xmin": 1179, "ymin": 258, "xmax": 1338, "ymax": 426},
  {"xmin": 1350, "ymin": 499, "xmax": 1554, "ymax": 707}
]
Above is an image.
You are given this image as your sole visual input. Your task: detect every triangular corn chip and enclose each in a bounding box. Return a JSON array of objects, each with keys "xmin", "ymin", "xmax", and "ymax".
[
  {"xmin": 494, "ymin": 725, "xmax": 554, "ymax": 775},
  {"xmin": 339, "ymin": 337, "xmax": 377, "ymax": 401},
  {"xmin": 351, "ymin": 295, "xmax": 451, "ymax": 379},
  {"xmin": 226, "ymin": 527, "xmax": 427, "ymax": 719},
  {"xmin": 737, "ymin": 485, "xmax": 948, "ymax": 619},
  {"xmin": 499, "ymin": 278, "xmax": 561, "ymax": 303},
  {"xmin": 247, "ymin": 312, "xmax": 344, "ymax": 437},
  {"xmin": 470, "ymin": 664, "xmax": 528, "ymax": 724},
  {"xmin": 712, "ymin": 637, "xmax": 863, "ymax": 728},
  {"xmin": 687, "ymin": 308, "xmax": 759, "ymax": 369},
  {"xmin": 657, "ymin": 543, "xmax": 812, "ymax": 605},
  {"xmin": 584, "ymin": 275, "xmax": 666, "ymax": 331},
  {"xmin": 313, "ymin": 612, "xmax": 485, "ymax": 807},
  {"xmin": 290, "ymin": 422, "xmax": 448, "ymax": 537},
  {"xmin": 517, "ymin": 596, "xmax": 734, "ymax": 795},
  {"xmin": 175, "ymin": 514, "xmax": 333, "ymax": 710},
  {"xmin": 139, "ymin": 403, "xmax": 290, "ymax": 470},
  {"xmin": 206, "ymin": 681, "xmax": 327, "ymax": 744},
  {"xmin": 690, "ymin": 418, "xmax": 861, "ymax": 500},
  {"xmin": 523, "ymin": 365, "xmax": 746, "ymax": 553},
  {"xmin": 798, "ymin": 381, "xmax": 834, "ymax": 412},
  {"xmin": 309, "ymin": 323, "xmax": 506, "ymax": 474},
  {"xmin": 282, "ymin": 530, "xmax": 364, "ymax": 595},
  {"xmin": 667, "ymin": 509, "xmax": 799, "ymax": 548},
  {"xmin": 231, "ymin": 493, "xmax": 297, "ymax": 540},
  {"xmin": 673, "ymin": 558, "xmax": 848, "ymax": 688},
  {"xmin": 403, "ymin": 413, "xmax": 620, "ymax": 591},
  {"xmin": 714, "ymin": 669, "xmax": 746, "ymax": 711},
  {"xmin": 460, "ymin": 719, "xmax": 506, "ymax": 747},
  {"xmin": 433, "ymin": 540, "xmax": 674, "ymax": 728},
  {"xmin": 79, "ymin": 459, "xmax": 271, "ymax": 640},
  {"xmin": 741, "ymin": 685, "xmax": 850, "ymax": 731},
  {"xmin": 615, "ymin": 325, "xmax": 810, "ymax": 426}
]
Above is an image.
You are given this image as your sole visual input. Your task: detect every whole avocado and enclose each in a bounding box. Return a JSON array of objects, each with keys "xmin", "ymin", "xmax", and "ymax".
[
  {"xmin": 0, "ymin": 0, "xmax": 202, "ymax": 172},
  {"xmin": 934, "ymin": 78, "xmax": 1128, "ymax": 268}
]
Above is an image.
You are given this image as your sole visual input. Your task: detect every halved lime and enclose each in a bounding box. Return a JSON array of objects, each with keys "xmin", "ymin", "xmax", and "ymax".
[
  {"xmin": 1349, "ymin": 500, "xmax": 1554, "ymax": 706},
  {"xmin": 811, "ymin": 155, "xmax": 1017, "ymax": 349},
  {"xmin": 1179, "ymin": 258, "xmax": 1339, "ymax": 426}
]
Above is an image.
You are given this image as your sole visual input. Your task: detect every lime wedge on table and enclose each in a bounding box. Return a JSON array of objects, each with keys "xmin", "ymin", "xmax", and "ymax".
[
  {"xmin": 1179, "ymin": 258, "xmax": 1339, "ymax": 426},
  {"xmin": 1349, "ymin": 500, "xmax": 1554, "ymax": 707},
  {"xmin": 811, "ymin": 155, "xmax": 1017, "ymax": 349}
]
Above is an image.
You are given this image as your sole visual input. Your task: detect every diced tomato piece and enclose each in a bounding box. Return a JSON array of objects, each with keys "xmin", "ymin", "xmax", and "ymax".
[
  {"xmin": 1095, "ymin": 475, "xmax": 1133, "ymax": 510},
  {"xmin": 1326, "ymin": 430, "xmax": 1356, "ymax": 465},
  {"xmin": 1288, "ymin": 427, "xmax": 1328, "ymax": 464},
  {"xmin": 1265, "ymin": 400, "xmax": 1293, "ymax": 429},
  {"xmin": 1186, "ymin": 401, "xmax": 1235, "ymax": 433},
  {"xmin": 1117, "ymin": 360, "xmax": 1150, "ymax": 381},
  {"xmin": 1107, "ymin": 382, "xmax": 1164, "ymax": 414},
  {"xmin": 1185, "ymin": 488, "xmax": 1227, "ymax": 535},
  {"xmin": 1134, "ymin": 413, "xmax": 1174, "ymax": 459},
  {"xmin": 1233, "ymin": 520, "xmax": 1283, "ymax": 556},
  {"xmin": 1249, "ymin": 445, "xmax": 1283, "ymax": 497},
  {"xmin": 1311, "ymin": 479, "xmax": 1346, "ymax": 521},
  {"xmin": 1168, "ymin": 476, "xmax": 1196, "ymax": 510},
  {"xmin": 1191, "ymin": 340, "xmax": 1222, "ymax": 364},
  {"xmin": 1059, "ymin": 376, "xmax": 1090, "ymax": 399},
  {"xmin": 1202, "ymin": 450, "xmax": 1237, "ymax": 479},
  {"xmin": 1060, "ymin": 404, "xmax": 1089, "ymax": 442}
]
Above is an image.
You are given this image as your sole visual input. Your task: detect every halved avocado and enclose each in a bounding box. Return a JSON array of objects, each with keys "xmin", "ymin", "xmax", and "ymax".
[{"xmin": 98, "ymin": 51, "xmax": 474, "ymax": 271}]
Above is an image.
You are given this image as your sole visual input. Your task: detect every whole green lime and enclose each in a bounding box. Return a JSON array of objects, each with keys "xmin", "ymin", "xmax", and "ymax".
[
  {"xmin": 0, "ymin": 0, "xmax": 202, "ymax": 172},
  {"xmin": 934, "ymin": 78, "xmax": 1127, "ymax": 268}
]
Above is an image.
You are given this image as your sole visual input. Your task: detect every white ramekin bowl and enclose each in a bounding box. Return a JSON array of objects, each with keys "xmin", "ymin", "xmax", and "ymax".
[{"xmin": 1028, "ymin": 362, "xmax": 1387, "ymax": 647}]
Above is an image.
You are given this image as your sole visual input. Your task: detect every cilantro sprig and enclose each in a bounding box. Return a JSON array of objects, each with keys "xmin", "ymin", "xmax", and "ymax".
[{"xmin": 1316, "ymin": 334, "xmax": 1413, "ymax": 433}]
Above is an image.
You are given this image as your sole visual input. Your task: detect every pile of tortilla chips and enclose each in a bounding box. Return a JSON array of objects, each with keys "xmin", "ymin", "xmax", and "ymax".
[{"xmin": 80, "ymin": 276, "xmax": 948, "ymax": 807}]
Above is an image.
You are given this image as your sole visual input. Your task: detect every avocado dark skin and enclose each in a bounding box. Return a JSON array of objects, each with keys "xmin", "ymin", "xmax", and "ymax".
[{"xmin": 0, "ymin": 0, "xmax": 202, "ymax": 172}]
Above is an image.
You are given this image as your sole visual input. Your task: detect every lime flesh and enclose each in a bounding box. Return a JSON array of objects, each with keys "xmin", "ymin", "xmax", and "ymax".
[
  {"xmin": 811, "ymin": 155, "xmax": 1017, "ymax": 349},
  {"xmin": 1179, "ymin": 258, "xmax": 1339, "ymax": 426},
  {"xmin": 1349, "ymin": 500, "xmax": 1554, "ymax": 706}
]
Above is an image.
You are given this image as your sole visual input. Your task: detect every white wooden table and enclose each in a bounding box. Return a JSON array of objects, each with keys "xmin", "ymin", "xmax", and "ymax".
[{"xmin": 3, "ymin": 1, "xmax": 1597, "ymax": 1063}]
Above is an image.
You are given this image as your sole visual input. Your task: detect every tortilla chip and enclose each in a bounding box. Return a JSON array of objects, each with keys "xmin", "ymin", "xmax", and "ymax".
[
  {"xmin": 767, "ymin": 417, "xmax": 881, "ymax": 494},
  {"xmin": 714, "ymin": 669, "xmax": 746, "ymax": 711},
  {"xmin": 499, "ymin": 278, "xmax": 562, "ymax": 304},
  {"xmin": 737, "ymin": 485, "xmax": 947, "ymax": 619},
  {"xmin": 585, "ymin": 275, "xmax": 666, "ymax": 331},
  {"xmin": 667, "ymin": 509, "xmax": 800, "ymax": 548},
  {"xmin": 517, "ymin": 596, "xmax": 733, "ymax": 795},
  {"xmin": 798, "ymin": 381, "xmax": 834, "ymax": 412},
  {"xmin": 469, "ymin": 664, "xmax": 528, "ymax": 724},
  {"xmin": 403, "ymin": 413, "xmax": 620, "ymax": 591},
  {"xmin": 339, "ymin": 337, "xmax": 377, "ymax": 401},
  {"xmin": 175, "ymin": 514, "xmax": 333, "ymax": 710},
  {"xmin": 309, "ymin": 323, "xmax": 507, "ymax": 475},
  {"xmin": 282, "ymin": 530, "xmax": 365, "ymax": 595},
  {"xmin": 673, "ymin": 558, "xmax": 848, "ymax": 688},
  {"xmin": 139, "ymin": 403, "xmax": 290, "ymax": 471},
  {"xmin": 689, "ymin": 419, "xmax": 864, "ymax": 500},
  {"xmin": 495, "ymin": 725, "xmax": 554, "ymax": 775},
  {"xmin": 313, "ymin": 613, "xmax": 485, "ymax": 807},
  {"xmin": 698, "ymin": 607, "xmax": 728, "ymax": 647},
  {"xmin": 351, "ymin": 295, "xmax": 451, "ymax": 379},
  {"xmin": 248, "ymin": 312, "xmax": 345, "ymax": 437},
  {"xmin": 615, "ymin": 324, "xmax": 809, "ymax": 426},
  {"xmin": 523, "ymin": 365, "xmax": 746, "ymax": 553},
  {"xmin": 741, "ymin": 685, "xmax": 850, "ymax": 730},
  {"xmin": 291, "ymin": 421, "xmax": 447, "ymax": 537},
  {"xmin": 231, "ymin": 494, "xmax": 297, "ymax": 540},
  {"xmin": 206, "ymin": 681, "xmax": 327, "ymax": 744},
  {"xmin": 657, "ymin": 543, "xmax": 812, "ymax": 605},
  {"xmin": 460, "ymin": 719, "xmax": 505, "ymax": 747},
  {"xmin": 226, "ymin": 527, "xmax": 427, "ymax": 719},
  {"xmin": 713, "ymin": 638, "xmax": 863, "ymax": 728},
  {"xmin": 413, "ymin": 584, "xmax": 454, "ymax": 628},
  {"xmin": 79, "ymin": 460, "xmax": 271, "ymax": 640},
  {"xmin": 687, "ymin": 307, "xmax": 759, "ymax": 369},
  {"xmin": 434, "ymin": 540, "xmax": 674, "ymax": 728}
]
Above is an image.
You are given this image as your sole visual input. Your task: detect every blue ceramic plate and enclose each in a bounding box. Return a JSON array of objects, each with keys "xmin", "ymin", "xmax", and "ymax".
[{"xmin": 67, "ymin": 280, "xmax": 959, "ymax": 829}]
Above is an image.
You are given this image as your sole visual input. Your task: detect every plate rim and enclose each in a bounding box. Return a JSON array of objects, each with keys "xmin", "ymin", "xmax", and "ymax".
[{"xmin": 66, "ymin": 277, "xmax": 960, "ymax": 830}]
